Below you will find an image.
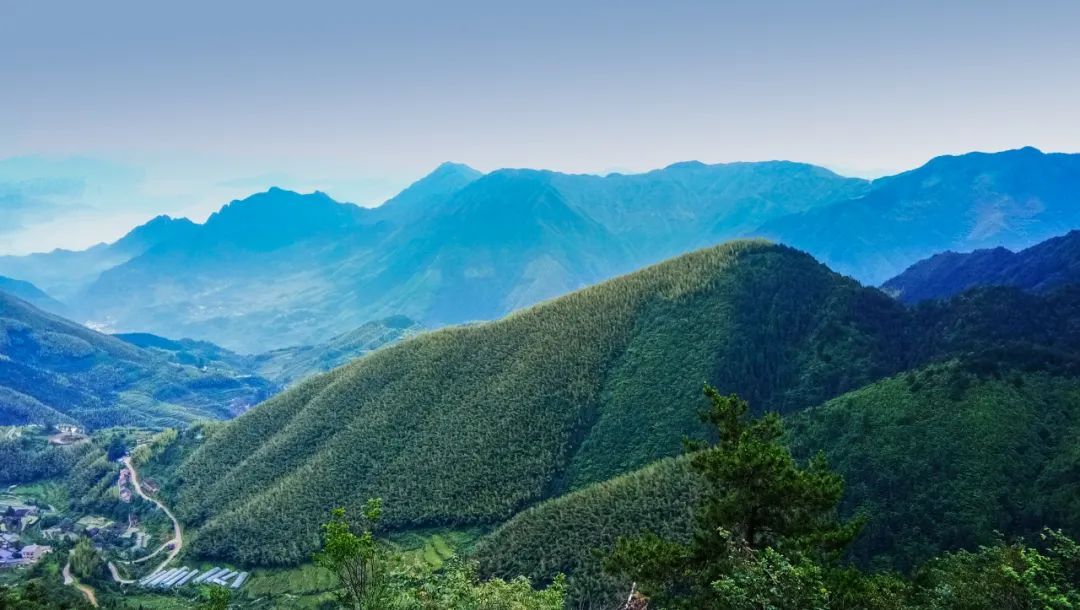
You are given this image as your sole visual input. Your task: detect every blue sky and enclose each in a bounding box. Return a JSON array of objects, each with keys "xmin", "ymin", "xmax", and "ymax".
[{"xmin": 2, "ymin": 0, "xmax": 1079, "ymax": 254}]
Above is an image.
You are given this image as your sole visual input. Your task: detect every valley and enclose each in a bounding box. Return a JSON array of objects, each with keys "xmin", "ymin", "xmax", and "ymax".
[{"xmin": 6, "ymin": 3, "xmax": 1079, "ymax": 606}]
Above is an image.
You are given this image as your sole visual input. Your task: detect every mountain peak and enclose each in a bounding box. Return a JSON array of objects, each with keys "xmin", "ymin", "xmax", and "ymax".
[
  {"xmin": 112, "ymin": 214, "xmax": 199, "ymax": 256},
  {"xmin": 375, "ymin": 162, "xmax": 484, "ymax": 220},
  {"xmin": 433, "ymin": 161, "xmax": 482, "ymax": 177},
  {"xmin": 663, "ymin": 160, "xmax": 708, "ymax": 171}
]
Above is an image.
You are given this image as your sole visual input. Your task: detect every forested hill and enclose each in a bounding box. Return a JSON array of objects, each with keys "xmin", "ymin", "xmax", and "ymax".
[
  {"xmin": 173, "ymin": 240, "xmax": 915, "ymax": 564},
  {"xmin": 0, "ymin": 291, "xmax": 274, "ymax": 429},
  {"xmin": 475, "ymin": 355, "xmax": 1080, "ymax": 606},
  {"xmin": 882, "ymin": 229, "xmax": 1080, "ymax": 303}
]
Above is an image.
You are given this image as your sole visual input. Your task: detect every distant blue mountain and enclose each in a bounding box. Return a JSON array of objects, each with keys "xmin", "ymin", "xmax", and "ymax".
[
  {"xmin": 758, "ymin": 147, "xmax": 1080, "ymax": 283},
  {"xmin": 0, "ymin": 275, "xmax": 69, "ymax": 316},
  {"xmin": 882, "ymin": 229, "xmax": 1080, "ymax": 303},
  {"xmin": 3, "ymin": 149, "xmax": 1075, "ymax": 351},
  {"xmin": 12, "ymin": 160, "xmax": 865, "ymax": 351},
  {"xmin": 370, "ymin": 161, "xmax": 483, "ymax": 223},
  {"xmin": 0, "ymin": 214, "xmax": 197, "ymax": 299}
]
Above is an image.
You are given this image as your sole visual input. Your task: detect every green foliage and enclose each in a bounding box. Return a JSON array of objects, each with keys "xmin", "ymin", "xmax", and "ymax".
[
  {"xmin": 0, "ymin": 437, "xmax": 91, "ymax": 485},
  {"xmin": 0, "ymin": 581, "xmax": 93, "ymax": 609},
  {"xmin": 0, "ymin": 291, "xmax": 273, "ymax": 430},
  {"xmin": 312, "ymin": 502, "xmax": 566, "ymax": 610},
  {"xmin": 172, "ymin": 242, "xmax": 1080, "ymax": 567},
  {"xmin": 479, "ymin": 363, "xmax": 1080, "ymax": 604},
  {"xmin": 606, "ymin": 388, "xmax": 860, "ymax": 610},
  {"xmin": 711, "ymin": 545, "xmax": 832, "ymax": 610},
  {"xmin": 475, "ymin": 456, "xmax": 702, "ymax": 607},
  {"xmin": 106, "ymin": 434, "xmax": 127, "ymax": 461},
  {"xmin": 399, "ymin": 559, "xmax": 566, "ymax": 610},
  {"xmin": 905, "ymin": 530, "xmax": 1080, "ymax": 610},
  {"xmin": 314, "ymin": 501, "xmax": 396, "ymax": 609},
  {"xmin": 176, "ymin": 242, "xmax": 915, "ymax": 564},
  {"xmin": 196, "ymin": 585, "xmax": 232, "ymax": 610},
  {"xmin": 787, "ymin": 363, "xmax": 1080, "ymax": 571},
  {"xmin": 69, "ymin": 538, "xmax": 103, "ymax": 581}
]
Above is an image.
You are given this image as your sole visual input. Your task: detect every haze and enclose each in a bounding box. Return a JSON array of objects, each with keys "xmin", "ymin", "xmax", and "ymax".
[{"xmin": 2, "ymin": 0, "xmax": 1078, "ymax": 254}]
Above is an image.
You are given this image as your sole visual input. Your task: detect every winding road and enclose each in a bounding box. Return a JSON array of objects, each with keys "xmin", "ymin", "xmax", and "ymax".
[
  {"xmin": 63, "ymin": 457, "xmax": 185, "ymax": 600},
  {"xmin": 121, "ymin": 456, "xmax": 183, "ymax": 576}
]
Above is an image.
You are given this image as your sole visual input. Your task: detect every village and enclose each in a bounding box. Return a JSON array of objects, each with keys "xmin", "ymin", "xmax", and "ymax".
[
  {"xmin": 0, "ymin": 499, "xmax": 52, "ymax": 569},
  {"xmin": 1, "ymin": 423, "xmax": 253, "ymax": 604}
]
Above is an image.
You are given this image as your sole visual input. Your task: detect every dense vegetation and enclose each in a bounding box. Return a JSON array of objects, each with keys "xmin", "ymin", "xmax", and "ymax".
[
  {"xmin": 169, "ymin": 240, "xmax": 1080, "ymax": 567},
  {"xmin": 475, "ymin": 361, "xmax": 1080, "ymax": 604},
  {"xmin": 882, "ymin": 229, "xmax": 1080, "ymax": 303},
  {"xmin": 312, "ymin": 501, "xmax": 566, "ymax": 609},
  {"xmin": 0, "ymin": 435, "xmax": 93, "ymax": 485},
  {"xmin": 476, "ymin": 456, "xmax": 702, "ymax": 607},
  {"xmin": 173, "ymin": 241, "xmax": 916, "ymax": 564},
  {"xmin": 0, "ymin": 291, "xmax": 274, "ymax": 429},
  {"xmin": 788, "ymin": 360, "xmax": 1080, "ymax": 571},
  {"xmin": 602, "ymin": 389, "xmax": 1080, "ymax": 610}
]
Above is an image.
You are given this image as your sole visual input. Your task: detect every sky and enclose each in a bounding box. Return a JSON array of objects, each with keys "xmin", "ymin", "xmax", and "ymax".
[{"xmin": 2, "ymin": 0, "xmax": 1079, "ymax": 254}]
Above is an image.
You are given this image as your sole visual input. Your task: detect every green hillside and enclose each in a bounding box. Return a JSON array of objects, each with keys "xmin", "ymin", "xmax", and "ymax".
[
  {"xmin": 475, "ymin": 359, "xmax": 1080, "ymax": 605},
  {"xmin": 173, "ymin": 240, "xmax": 910, "ymax": 564},
  {"xmin": 0, "ymin": 291, "xmax": 275, "ymax": 429},
  {"xmin": 788, "ymin": 356, "xmax": 1080, "ymax": 571},
  {"xmin": 475, "ymin": 456, "xmax": 703, "ymax": 607}
]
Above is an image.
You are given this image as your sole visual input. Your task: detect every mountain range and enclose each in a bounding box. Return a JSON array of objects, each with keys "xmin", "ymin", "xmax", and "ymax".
[
  {"xmin": 760, "ymin": 147, "xmax": 1080, "ymax": 283},
  {"xmin": 163, "ymin": 237, "xmax": 1080, "ymax": 571},
  {"xmin": 1, "ymin": 147, "xmax": 1075, "ymax": 352},
  {"xmin": 882, "ymin": 229, "xmax": 1080, "ymax": 303}
]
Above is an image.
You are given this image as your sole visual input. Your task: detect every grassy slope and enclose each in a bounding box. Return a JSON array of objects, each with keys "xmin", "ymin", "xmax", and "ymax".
[
  {"xmin": 173, "ymin": 240, "xmax": 909, "ymax": 565},
  {"xmin": 476, "ymin": 361, "xmax": 1080, "ymax": 605}
]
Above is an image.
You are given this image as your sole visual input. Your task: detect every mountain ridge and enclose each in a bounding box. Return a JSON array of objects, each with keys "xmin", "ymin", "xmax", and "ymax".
[
  {"xmin": 882, "ymin": 229, "xmax": 1080, "ymax": 303},
  {"xmin": 758, "ymin": 146, "xmax": 1080, "ymax": 284}
]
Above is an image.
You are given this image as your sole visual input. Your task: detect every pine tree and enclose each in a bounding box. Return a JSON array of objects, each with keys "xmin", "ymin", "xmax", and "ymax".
[{"xmin": 606, "ymin": 386, "xmax": 861, "ymax": 609}]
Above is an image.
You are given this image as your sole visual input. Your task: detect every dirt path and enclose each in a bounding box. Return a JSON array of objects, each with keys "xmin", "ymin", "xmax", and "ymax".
[
  {"xmin": 121, "ymin": 456, "xmax": 183, "ymax": 576},
  {"xmin": 107, "ymin": 561, "xmax": 134, "ymax": 584},
  {"xmin": 63, "ymin": 555, "xmax": 99, "ymax": 607},
  {"xmin": 123, "ymin": 540, "xmax": 170, "ymax": 564}
]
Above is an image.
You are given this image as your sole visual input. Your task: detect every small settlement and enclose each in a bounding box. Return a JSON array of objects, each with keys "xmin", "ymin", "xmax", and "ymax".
[{"xmin": 0, "ymin": 504, "xmax": 52, "ymax": 568}]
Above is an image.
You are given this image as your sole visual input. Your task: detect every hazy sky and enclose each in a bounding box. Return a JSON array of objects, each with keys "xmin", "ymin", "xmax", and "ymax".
[{"xmin": 2, "ymin": 0, "xmax": 1079, "ymax": 254}]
